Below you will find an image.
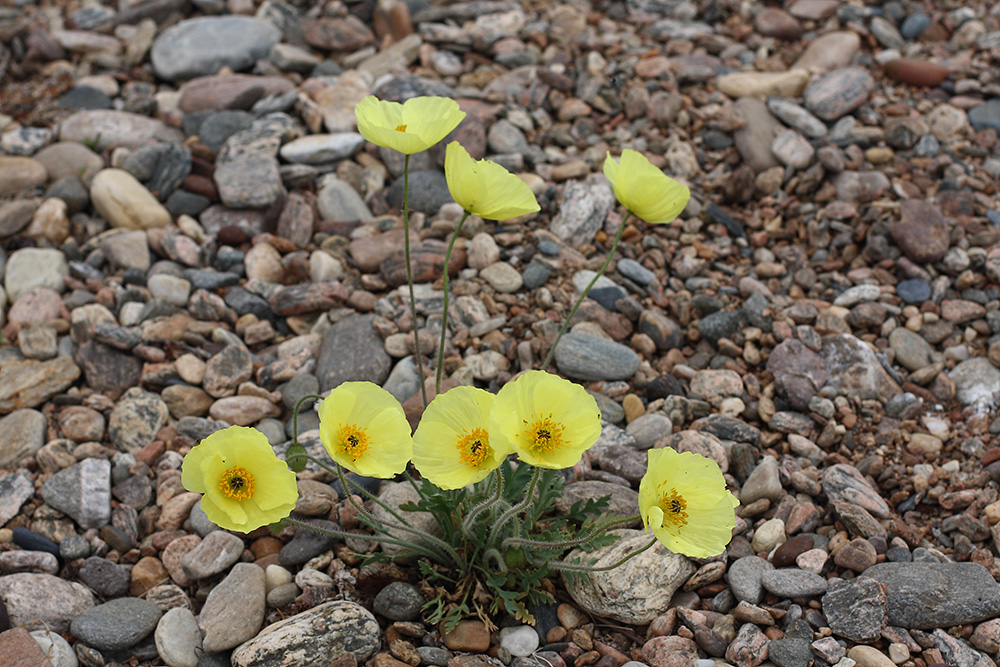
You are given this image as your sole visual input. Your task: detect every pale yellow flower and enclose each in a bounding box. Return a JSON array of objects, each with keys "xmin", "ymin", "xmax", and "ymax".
[
  {"xmin": 181, "ymin": 426, "xmax": 298, "ymax": 533},
  {"xmin": 355, "ymin": 96, "xmax": 465, "ymax": 155},
  {"xmin": 603, "ymin": 149, "xmax": 690, "ymax": 224},
  {"xmin": 444, "ymin": 142, "xmax": 540, "ymax": 221},
  {"xmin": 412, "ymin": 386, "xmax": 511, "ymax": 489},
  {"xmin": 488, "ymin": 371, "xmax": 602, "ymax": 469},
  {"xmin": 638, "ymin": 447, "xmax": 739, "ymax": 558},
  {"xmin": 318, "ymin": 381, "xmax": 413, "ymax": 478}
]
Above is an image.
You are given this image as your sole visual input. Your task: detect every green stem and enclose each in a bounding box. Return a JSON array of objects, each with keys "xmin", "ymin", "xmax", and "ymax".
[
  {"xmin": 487, "ymin": 467, "xmax": 541, "ymax": 546},
  {"xmin": 436, "ymin": 210, "xmax": 470, "ymax": 394},
  {"xmin": 461, "ymin": 468, "xmax": 505, "ymax": 537},
  {"xmin": 334, "ymin": 462, "xmax": 465, "ymax": 568},
  {"xmin": 502, "ymin": 514, "xmax": 641, "ymax": 551},
  {"xmin": 282, "ymin": 516, "xmax": 442, "ymax": 561},
  {"xmin": 550, "ymin": 536, "xmax": 657, "ymax": 573},
  {"xmin": 541, "ymin": 211, "xmax": 632, "ymax": 371},
  {"xmin": 402, "ymin": 153, "xmax": 428, "ymax": 409}
]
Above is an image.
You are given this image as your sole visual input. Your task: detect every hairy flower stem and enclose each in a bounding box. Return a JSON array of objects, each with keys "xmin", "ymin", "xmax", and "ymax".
[
  {"xmin": 541, "ymin": 212, "xmax": 632, "ymax": 371},
  {"xmin": 402, "ymin": 153, "xmax": 428, "ymax": 408},
  {"xmin": 328, "ymin": 463, "xmax": 464, "ymax": 567},
  {"xmin": 503, "ymin": 514, "xmax": 641, "ymax": 551},
  {"xmin": 436, "ymin": 210, "xmax": 470, "ymax": 394},
  {"xmin": 550, "ymin": 536, "xmax": 657, "ymax": 573},
  {"xmin": 487, "ymin": 467, "xmax": 541, "ymax": 547},
  {"xmin": 461, "ymin": 468, "xmax": 505, "ymax": 537},
  {"xmin": 282, "ymin": 516, "xmax": 442, "ymax": 561}
]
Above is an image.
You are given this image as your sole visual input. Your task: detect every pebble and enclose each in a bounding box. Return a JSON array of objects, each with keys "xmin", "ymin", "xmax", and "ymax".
[
  {"xmin": 151, "ymin": 16, "xmax": 281, "ymax": 81},
  {"xmin": 70, "ymin": 598, "xmax": 162, "ymax": 651},
  {"xmin": 761, "ymin": 569, "xmax": 829, "ymax": 597},
  {"xmin": 154, "ymin": 607, "xmax": 202, "ymax": 667},
  {"xmin": 552, "ymin": 333, "xmax": 640, "ymax": 382},
  {"xmin": 199, "ymin": 562, "xmax": 266, "ymax": 653},
  {"xmin": 230, "ymin": 601, "xmax": 380, "ymax": 667}
]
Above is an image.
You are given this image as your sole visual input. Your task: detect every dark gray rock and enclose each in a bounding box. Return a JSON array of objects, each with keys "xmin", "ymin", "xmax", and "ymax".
[
  {"xmin": 821, "ymin": 576, "xmax": 888, "ymax": 642},
  {"xmin": 727, "ymin": 556, "xmax": 773, "ymax": 604},
  {"xmin": 70, "ymin": 597, "xmax": 162, "ymax": 650},
  {"xmin": 372, "ymin": 582, "xmax": 425, "ymax": 621},
  {"xmin": 862, "ymin": 562, "xmax": 1000, "ymax": 630},
  {"xmin": 316, "ymin": 314, "xmax": 392, "ymax": 392},
  {"xmin": 761, "ymin": 569, "xmax": 828, "ymax": 598},
  {"xmin": 767, "ymin": 339, "xmax": 827, "ymax": 411},
  {"xmin": 553, "ymin": 333, "xmax": 640, "ymax": 382},
  {"xmin": 279, "ymin": 519, "xmax": 341, "ymax": 567}
]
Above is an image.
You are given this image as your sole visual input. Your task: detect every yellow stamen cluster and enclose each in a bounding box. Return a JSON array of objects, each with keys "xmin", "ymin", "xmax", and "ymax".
[
  {"xmin": 395, "ymin": 124, "xmax": 407, "ymax": 132},
  {"xmin": 219, "ymin": 466, "xmax": 255, "ymax": 501},
  {"xmin": 457, "ymin": 428, "xmax": 491, "ymax": 468},
  {"xmin": 657, "ymin": 486, "xmax": 689, "ymax": 531},
  {"xmin": 338, "ymin": 424, "xmax": 370, "ymax": 460},
  {"xmin": 521, "ymin": 415, "xmax": 565, "ymax": 455}
]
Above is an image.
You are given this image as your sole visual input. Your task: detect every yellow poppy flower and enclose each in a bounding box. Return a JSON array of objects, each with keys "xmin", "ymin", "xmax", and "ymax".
[
  {"xmin": 181, "ymin": 425, "xmax": 298, "ymax": 534},
  {"xmin": 638, "ymin": 447, "xmax": 739, "ymax": 558},
  {"xmin": 488, "ymin": 371, "xmax": 602, "ymax": 469},
  {"xmin": 318, "ymin": 381, "xmax": 413, "ymax": 478},
  {"xmin": 412, "ymin": 386, "xmax": 511, "ymax": 490},
  {"xmin": 603, "ymin": 149, "xmax": 690, "ymax": 224},
  {"xmin": 444, "ymin": 142, "xmax": 541, "ymax": 221},
  {"xmin": 354, "ymin": 96, "xmax": 466, "ymax": 155}
]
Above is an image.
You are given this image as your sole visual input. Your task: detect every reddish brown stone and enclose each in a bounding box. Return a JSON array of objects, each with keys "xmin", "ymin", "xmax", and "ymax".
[
  {"xmin": 0, "ymin": 627, "xmax": 54, "ymax": 667},
  {"xmin": 303, "ymin": 15, "xmax": 374, "ymax": 52},
  {"xmin": 883, "ymin": 59, "xmax": 951, "ymax": 87}
]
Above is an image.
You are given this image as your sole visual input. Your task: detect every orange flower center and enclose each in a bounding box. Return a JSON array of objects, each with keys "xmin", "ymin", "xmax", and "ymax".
[
  {"xmin": 395, "ymin": 124, "xmax": 407, "ymax": 132},
  {"xmin": 338, "ymin": 424, "xmax": 370, "ymax": 460},
  {"xmin": 457, "ymin": 428, "xmax": 491, "ymax": 468},
  {"xmin": 219, "ymin": 466, "xmax": 255, "ymax": 501},
  {"xmin": 521, "ymin": 415, "xmax": 565, "ymax": 456},
  {"xmin": 657, "ymin": 487, "xmax": 689, "ymax": 531}
]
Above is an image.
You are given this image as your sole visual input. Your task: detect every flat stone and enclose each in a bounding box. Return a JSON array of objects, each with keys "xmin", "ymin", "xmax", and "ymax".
[
  {"xmin": 761, "ymin": 568, "xmax": 828, "ymax": 597},
  {"xmin": 151, "ymin": 16, "xmax": 281, "ymax": 82},
  {"xmin": 716, "ymin": 69, "xmax": 809, "ymax": 99},
  {"xmin": 178, "ymin": 74, "xmax": 295, "ymax": 113},
  {"xmin": 231, "ymin": 601, "xmax": 380, "ymax": 667},
  {"xmin": 59, "ymin": 110, "xmax": 183, "ymax": 150},
  {"xmin": 550, "ymin": 178, "xmax": 616, "ymax": 247},
  {"xmin": 0, "ymin": 573, "xmax": 94, "ymax": 633},
  {"xmin": 70, "ymin": 598, "xmax": 161, "ymax": 651},
  {"xmin": 553, "ymin": 333, "xmax": 640, "ymax": 381},
  {"xmin": 0, "ymin": 358, "xmax": 80, "ymax": 414},
  {"xmin": 863, "ymin": 562, "xmax": 1000, "ymax": 629},
  {"xmin": 279, "ymin": 134, "xmax": 365, "ymax": 164},
  {"xmin": 0, "ymin": 411, "xmax": 47, "ymax": 469}
]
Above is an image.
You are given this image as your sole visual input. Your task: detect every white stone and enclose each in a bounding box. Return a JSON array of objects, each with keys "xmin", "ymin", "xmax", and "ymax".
[
  {"xmin": 498, "ymin": 625, "xmax": 539, "ymax": 657},
  {"xmin": 279, "ymin": 134, "xmax": 365, "ymax": 164},
  {"xmin": 4, "ymin": 248, "xmax": 68, "ymax": 301},
  {"xmin": 264, "ymin": 564, "xmax": 294, "ymax": 593}
]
